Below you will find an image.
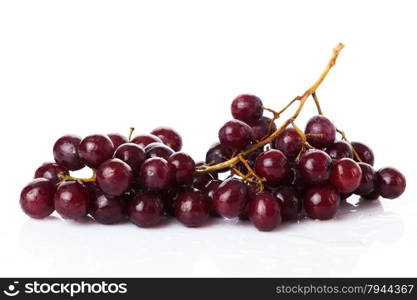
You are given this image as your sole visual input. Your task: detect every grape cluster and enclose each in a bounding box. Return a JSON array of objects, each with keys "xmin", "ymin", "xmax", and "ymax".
[{"xmin": 19, "ymin": 93, "xmax": 406, "ymax": 232}]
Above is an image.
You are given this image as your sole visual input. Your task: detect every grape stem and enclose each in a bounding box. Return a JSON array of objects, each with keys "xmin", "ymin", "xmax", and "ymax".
[
  {"xmin": 237, "ymin": 154, "xmax": 266, "ymax": 192},
  {"xmin": 263, "ymin": 97, "xmax": 300, "ymax": 133},
  {"xmin": 312, "ymin": 92, "xmax": 323, "ymax": 115},
  {"xmin": 128, "ymin": 127, "xmax": 135, "ymax": 141},
  {"xmin": 58, "ymin": 172, "xmax": 96, "ymax": 184},
  {"xmin": 231, "ymin": 166, "xmax": 258, "ymax": 185},
  {"xmin": 196, "ymin": 43, "xmax": 345, "ymax": 174},
  {"xmin": 291, "ymin": 121, "xmax": 314, "ymax": 161}
]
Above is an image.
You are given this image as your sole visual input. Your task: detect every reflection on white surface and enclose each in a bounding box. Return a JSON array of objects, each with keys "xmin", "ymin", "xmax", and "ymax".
[{"xmin": 17, "ymin": 197, "xmax": 405, "ymax": 277}]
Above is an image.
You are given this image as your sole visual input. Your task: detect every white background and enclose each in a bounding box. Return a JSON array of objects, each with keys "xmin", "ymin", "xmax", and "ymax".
[{"xmin": 0, "ymin": 0, "xmax": 416, "ymax": 277}]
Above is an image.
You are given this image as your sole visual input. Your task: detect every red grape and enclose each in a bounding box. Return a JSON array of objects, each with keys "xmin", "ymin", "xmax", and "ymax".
[
  {"xmin": 20, "ymin": 178, "xmax": 55, "ymax": 219},
  {"xmin": 305, "ymin": 115, "xmax": 336, "ymax": 148},
  {"xmin": 330, "ymin": 158, "xmax": 362, "ymax": 193},
  {"xmin": 151, "ymin": 127, "xmax": 183, "ymax": 151},
  {"xmin": 249, "ymin": 192, "xmax": 282, "ymax": 231},
  {"xmin": 304, "ymin": 184, "xmax": 340, "ymax": 220},
  {"xmin": 231, "ymin": 94, "xmax": 263, "ymax": 123}
]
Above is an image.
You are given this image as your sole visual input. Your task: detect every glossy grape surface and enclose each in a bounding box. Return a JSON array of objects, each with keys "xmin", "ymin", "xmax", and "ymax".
[
  {"xmin": 151, "ymin": 127, "xmax": 183, "ymax": 151},
  {"xmin": 168, "ymin": 152, "xmax": 196, "ymax": 184},
  {"xmin": 175, "ymin": 190, "xmax": 209, "ymax": 227},
  {"xmin": 254, "ymin": 150, "xmax": 289, "ymax": 185},
  {"xmin": 139, "ymin": 157, "xmax": 172, "ymax": 190},
  {"xmin": 34, "ymin": 162, "xmax": 68, "ymax": 185},
  {"xmin": 326, "ymin": 140, "xmax": 353, "ymax": 160},
  {"xmin": 20, "ymin": 178, "xmax": 55, "ymax": 219},
  {"xmin": 249, "ymin": 192, "xmax": 282, "ymax": 231},
  {"xmin": 305, "ymin": 115, "xmax": 336, "ymax": 148},
  {"xmin": 351, "ymin": 142, "xmax": 375, "ymax": 166},
  {"xmin": 96, "ymin": 158, "xmax": 134, "ymax": 196},
  {"xmin": 114, "ymin": 143, "xmax": 146, "ymax": 173},
  {"xmin": 304, "ymin": 184, "xmax": 340, "ymax": 220},
  {"xmin": 330, "ymin": 158, "xmax": 362, "ymax": 193},
  {"xmin": 354, "ymin": 163, "xmax": 376, "ymax": 196},
  {"xmin": 131, "ymin": 134, "xmax": 163, "ymax": 148},
  {"xmin": 218, "ymin": 120, "xmax": 254, "ymax": 150},
  {"xmin": 298, "ymin": 149, "xmax": 332, "ymax": 184},
  {"xmin": 249, "ymin": 116, "xmax": 277, "ymax": 141},
  {"xmin": 78, "ymin": 134, "xmax": 115, "ymax": 169},
  {"xmin": 107, "ymin": 133, "xmax": 128, "ymax": 149},
  {"xmin": 54, "ymin": 181, "xmax": 90, "ymax": 220},
  {"xmin": 377, "ymin": 167, "xmax": 406, "ymax": 199},
  {"xmin": 231, "ymin": 94, "xmax": 263, "ymax": 123},
  {"xmin": 205, "ymin": 142, "xmax": 234, "ymax": 173},
  {"xmin": 274, "ymin": 127, "xmax": 303, "ymax": 159},
  {"xmin": 128, "ymin": 192, "xmax": 164, "ymax": 227},
  {"xmin": 213, "ymin": 178, "xmax": 248, "ymax": 218},
  {"xmin": 144, "ymin": 142, "xmax": 174, "ymax": 160},
  {"xmin": 274, "ymin": 185, "xmax": 301, "ymax": 221},
  {"xmin": 53, "ymin": 135, "xmax": 84, "ymax": 170},
  {"xmin": 90, "ymin": 192, "xmax": 126, "ymax": 224}
]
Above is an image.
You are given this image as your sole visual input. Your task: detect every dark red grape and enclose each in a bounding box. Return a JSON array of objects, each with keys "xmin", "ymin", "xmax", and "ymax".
[
  {"xmin": 305, "ymin": 115, "xmax": 336, "ymax": 148},
  {"xmin": 254, "ymin": 149, "xmax": 289, "ymax": 185},
  {"xmin": 326, "ymin": 140, "xmax": 353, "ymax": 160},
  {"xmin": 354, "ymin": 163, "xmax": 376, "ymax": 196},
  {"xmin": 192, "ymin": 173, "xmax": 215, "ymax": 190},
  {"xmin": 96, "ymin": 158, "xmax": 134, "ymax": 196},
  {"xmin": 54, "ymin": 181, "xmax": 90, "ymax": 220},
  {"xmin": 249, "ymin": 192, "xmax": 282, "ymax": 231},
  {"xmin": 168, "ymin": 152, "xmax": 195, "ymax": 184},
  {"xmin": 128, "ymin": 192, "xmax": 164, "ymax": 227},
  {"xmin": 281, "ymin": 162, "xmax": 296, "ymax": 185},
  {"xmin": 274, "ymin": 186, "xmax": 301, "ymax": 221},
  {"xmin": 273, "ymin": 127, "xmax": 303, "ymax": 159},
  {"xmin": 213, "ymin": 178, "xmax": 248, "ymax": 218},
  {"xmin": 351, "ymin": 142, "xmax": 375, "ymax": 166},
  {"xmin": 231, "ymin": 94, "xmax": 263, "ymax": 123},
  {"xmin": 20, "ymin": 178, "xmax": 55, "ymax": 219},
  {"xmin": 139, "ymin": 157, "xmax": 172, "ymax": 190},
  {"xmin": 330, "ymin": 158, "xmax": 362, "ymax": 193},
  {"xmin": 204, "ymin": 179, "xmax": 222, "ymax": 198},
  {"xmin": 204, "ymin": 179, "xmax": 222, "ymax": 217},
  {"xmin": 205, "ymin": 142, "xmax": 233, "ymax": 173},
  {"xmin": 85, "ymin": 181, "xmax": 101, "ymax": 201},
  {"xmin": 128, "ymin": 182, "xmax": 145, "ymax": 197},
  {"xmin": 235, "ymin": 149, "xmax": 262, "ymax": 174},
  {"xmin": 175, "ymin": 190, "xmax": 209, "ymax": 227},
  {"xmin": 248, "ymin": 116, "xmax": 276, "ymax": 141},
  {"xmin": 114, "ymin": 143, "xmax": 146, "ymax": 173},
  {"xmin": 34, "ymin": 162, "xmax": 68, "ymax": 185},
  {"xmin": 90, "ymin": 192, "xmax": 126, "ymax": 224},
  {"xmin": 238, "ymin": 182, "xmax": 257, "ymax": 220},
  {"xmin": 218, "ymin": 119, "xmax": 254, "ymax": 150},
  {"xmin": 107, "ymin": 133, "xmax": 128, "ymax": 149},
  {"xmin": 131, "ymin": 134, "xmax": 162, "ymax": 148},
  {"xmin": 285, "ymin": 161, "xmax": 310, "ymax": 194},
  {"xmin": 53, "ymin": 135, "xmax": 84, "ymax": 171},
  {"xmin": 144, "ymin": 142, "xmax": 174, "ymax": 160},
  {"xmin": 151, "ymin": 127, "xmax": 183, "ymax": 151},
  {"xmin": 304, "ymin": 184, "xmax": 340, "ymax": 220},
  {"xmin": 362, "ymin": 189, "xmax": 380, "ymax": 201},
  {"xmin": 377, "ymin": 167, "xmax": 406, "ymax": 199},
  {"xmin": 298, "ymin": 149, "xmax": 332, "ymax": 184},
  {"xmin": 78, "ymin": 134, "xmax": 115, "ymax": 169},
  {"xmin": 293, "ymin": 176, "xmax": 309, "ymax": 195},
  {"xmin": 160, "ymin": 186, "xmax": 184, "ymax": 217}
]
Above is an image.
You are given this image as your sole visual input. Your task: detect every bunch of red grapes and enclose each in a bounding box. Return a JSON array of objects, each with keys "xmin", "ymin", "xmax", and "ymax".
[{"xmin": 20, "ymin": 94, "xmax": 406, "ymax": 232}]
